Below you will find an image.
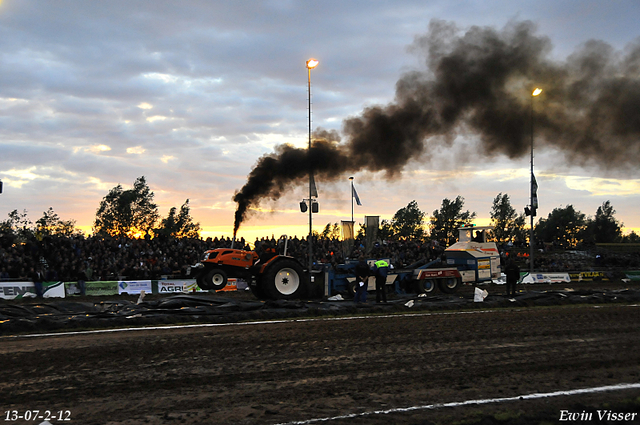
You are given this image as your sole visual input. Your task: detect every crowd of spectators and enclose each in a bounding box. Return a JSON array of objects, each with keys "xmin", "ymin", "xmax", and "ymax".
[
  {"xmin": 256, "ymin": 235, "xmax": 446, "ymax": 270},
  {"xmin": 1, "ymin": 232, "xmax": 637, "ymax": 283},
  {"xmin": 532, "ymin": 250, "xmax": 640, "ymax": 271},
  {"xmin": 0, "ymin": 232, "xmax": 450, "ymax": 283},
  {"xmin": 0, "ymin": 235, "xmax": 229, "ymax": 282}
]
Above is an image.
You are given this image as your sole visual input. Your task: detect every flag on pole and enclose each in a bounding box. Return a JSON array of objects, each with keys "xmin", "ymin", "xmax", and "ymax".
[
  {"xmin": 310, "ymin": 173, "xmax": 318, "ymax": 198},
  {"xmin": 352, "ymin": 184, "xmax": 362, "ymax": 206},
  {"xmin": 531, "ymin": 173, "xmax": 538, "ymax": 209},
  {"xmin": 341, "ymin": 220, "xmax": 355, "ymax": 240}
]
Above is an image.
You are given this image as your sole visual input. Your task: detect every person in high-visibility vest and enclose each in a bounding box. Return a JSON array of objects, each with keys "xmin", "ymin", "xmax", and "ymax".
[{"xmin": 372, "ymin": 259, "xmax": 389, "ymax": 303}]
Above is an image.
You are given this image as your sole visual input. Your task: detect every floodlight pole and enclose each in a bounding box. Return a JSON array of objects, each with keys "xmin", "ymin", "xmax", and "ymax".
[
  {"xmin": 306, "ymin": 59, "xmax": 318, "ymax": 273},
  {"xmin": 530, "ymin": 88, "xmax": 541, "ymax": 275},
  {"xmin": 530, "ymin": 94, "xmax": 534, "ymax": 275}
]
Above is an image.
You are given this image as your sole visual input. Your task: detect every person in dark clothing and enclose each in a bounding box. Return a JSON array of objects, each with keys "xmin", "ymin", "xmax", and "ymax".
[
  {"xmin": 30, "ymin": 267, "xmax": 44, "ymax": 298},
  {"xmin": 372, "ymin": 259, "xmax": 389, "ymax": 303},
  {"xmin": 354, "ymin": 256, "xmax": 369, "ymax": 303},
  {"xmin": 77, "ymin": 267, "xmax": 88, "ymax": 296},
  {"xmin": 504, "ymin": 258, "xmax": 520, "ymax": 297}
]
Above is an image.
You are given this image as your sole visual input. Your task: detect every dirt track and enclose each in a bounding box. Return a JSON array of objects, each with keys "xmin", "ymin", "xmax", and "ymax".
[{"xmin": 2, "ymin": 286, "xmax": 640, "ymax": 425}]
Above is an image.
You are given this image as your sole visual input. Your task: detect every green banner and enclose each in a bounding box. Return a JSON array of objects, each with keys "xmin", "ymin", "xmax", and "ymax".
[
  {"xmin": 0, "ymin": 281, "xmax": 66, "ymax": 300},
  {"xmin": 624, "ymin": 271, "xmax": 640, "ymax": 281},
  {"xmin": 86, "ymin": 281, "xmax": 119, "ymax": 296}
]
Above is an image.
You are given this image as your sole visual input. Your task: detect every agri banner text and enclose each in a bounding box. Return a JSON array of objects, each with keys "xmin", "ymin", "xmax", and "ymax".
[{"xmin": 157, "ymin": 280, "xmax": 202, "ymax": 294}]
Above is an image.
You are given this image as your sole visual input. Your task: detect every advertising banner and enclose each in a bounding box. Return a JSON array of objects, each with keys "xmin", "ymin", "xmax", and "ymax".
[
  {"xmin": 521, "ymin": 273, "xmax": 571, "ymax": 284},
  {"xmin": 86, "ymin": 281, "xmax": 119, "ymax": 296},
  {"xmin": 217, "ymin": 278, "xmax": 237, "ymax": 292},
  {"xmin": 118, "ymin": 280, "xmax": 152, "ymax": 295},
  {"xmin": 568, "ymin": 271, "xmax": 610, "ymax": 282},
  {"xmin": 65, "ymin": 282, "xmax": 81, "ymax": 296},
  {"xmin": 624, "ymin": 271, "xmax": 640, "ymax": 281},
  {"xmin": 0, "ymin": 281, "xmax": 66, "ymax": 300},
  {"xmin": 477, "ymin": 258, "xmax": 491, "ymax": 280},
  {"xmin": 157, "ymin": 280, "xmax": 203, "ymax": 294}
]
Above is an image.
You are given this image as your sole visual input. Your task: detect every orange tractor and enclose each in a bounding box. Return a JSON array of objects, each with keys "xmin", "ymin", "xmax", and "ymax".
[{"xmin": 188, "ymin": 237, "xmax": 308, "ymax": 300}]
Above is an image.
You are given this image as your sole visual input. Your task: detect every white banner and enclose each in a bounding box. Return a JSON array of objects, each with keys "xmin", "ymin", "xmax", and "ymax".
[
  {"xmin": 157, "ymin": 280, "xmax": 202, "ymax": 294},
  {"xmin": 0, "ymin": 281, "xmax": 66, "ymax": 300},
  {"xmin": 117, "ymin": 280, "xmax": 152, "ymax": 294},
  {"xmin": 521, "ymin": 273, "xmax": 571, "ymax": 284}
]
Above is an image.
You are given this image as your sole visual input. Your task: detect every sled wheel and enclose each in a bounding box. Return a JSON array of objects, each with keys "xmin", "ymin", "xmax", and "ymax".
[
  {"xmin": 438, "ymin": 277, "xmax": 460, "ymax": 294},
  {"xmin": 347, "ymin": 280, "xmax": 358, "ymax": 298},
  {"xmin": 418, "ymin": 279, "xmax": 437, "ymax": 294},
  {"xmin": 262, "ymin": 259, "xmax": 307, "ymax": 300},
  {"xmin": 202, "ymin": 268, "xmax": 228, "ymax": 291}
]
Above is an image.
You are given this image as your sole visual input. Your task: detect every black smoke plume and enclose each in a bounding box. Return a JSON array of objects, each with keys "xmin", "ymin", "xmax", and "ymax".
[{"xmin": 233, "ymin": 19, "xmax": 640, "ymax": 235}]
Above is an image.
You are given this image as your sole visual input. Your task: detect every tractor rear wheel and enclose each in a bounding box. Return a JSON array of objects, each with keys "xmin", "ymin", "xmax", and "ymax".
[
  {"xmin": 200, "ymin": 268, "xmax": 228, "ymax": 291},
  {"xmin": 261, "ymin": 259, "xmax": 307, "ymax": 300},
  {"xmin": 250, "ymin": 278, "xmax": 268, "ymax": 299},
  {"xmin": 438, "ymin": 277, "xmax": 460, "ymax": 294}
]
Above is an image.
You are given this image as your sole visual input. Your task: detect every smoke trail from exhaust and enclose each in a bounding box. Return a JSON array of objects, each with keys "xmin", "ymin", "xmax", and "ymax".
[{"xmin": 233, "ymin": 19, "xmax": 640, "ymax": 235}]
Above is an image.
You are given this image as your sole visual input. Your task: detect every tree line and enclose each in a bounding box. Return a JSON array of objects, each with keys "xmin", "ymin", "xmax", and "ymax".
[
  {"xmin": 1, "ymin": 176, "xmax": 638, "ymax": 248},
  {"xmin": 369, "ymin": 194, "xmax": 638, "ymax": 247},
  {"xmin": 0, "ymin": 176, "xmax": 200, "ymax": 246}
]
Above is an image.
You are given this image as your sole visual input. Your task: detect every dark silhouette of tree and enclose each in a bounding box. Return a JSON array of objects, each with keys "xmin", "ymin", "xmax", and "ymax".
[
  {"xmin": 155, "ymin": 200, "xmax": 201, "ymax": 239},
  {"xmin": 321, "ymin": 223, "xmax": 332, "ymax": 239},
  {"xmin": 0, "ymin": 209, "xmax": 33, "ymax": 247},
  {"xmin": 429, "ymin": 196, "xmax": 476, "ymax": 244},
  {"xmin": 93, "ymin": 176, "xmax": 159, "ymax": 238},
  {"xmin": 584, "ymin": 201, "xmax": 623, "ymax": 244},
  {"xmin": 376, "ymin": 219, "xmax": 394, "ymax": 241},
  {"xmin": 512, "ymin": 213, "xmax": 528, "ymax": 245},
  {"xmin": 622, "ymin": 231, "xmax": 639, "ymax": 243},
  {"xmin": 320, "ymin": 222, "xmax": 341, "ymax": 240},
  {"xmin": 535, "ymin": 205, "xmax": 586, "ymax": 248},
  {"xmin": 489, "ymin": 193, "xmax": 518, "ymax": 243},
  {"xmin": 35, "ymin": 207, "xmax": 78, "ymax": 237},
  {"xmin": 391, "ymin": 200, "xmax": 426, "ymax": 240}
]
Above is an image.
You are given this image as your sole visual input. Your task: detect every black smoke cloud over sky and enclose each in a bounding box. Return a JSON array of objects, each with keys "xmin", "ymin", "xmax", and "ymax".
[
  {"xmin": 1, "ymin": 1, "xmax": 639, "ymax": 237},
  {"xmin": 234, "ymin": 20, "xmax": 640, "ymax": 232}
]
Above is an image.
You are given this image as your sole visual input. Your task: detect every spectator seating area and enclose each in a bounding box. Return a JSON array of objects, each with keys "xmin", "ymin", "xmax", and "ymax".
[{"xmin": 1, "ymin": 233, "xmax": 637, "ymax": 283}]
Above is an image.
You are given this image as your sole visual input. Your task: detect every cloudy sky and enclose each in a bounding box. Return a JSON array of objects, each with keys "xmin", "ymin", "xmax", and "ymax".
[{"xmin": 1, "ymin": 0, "xmax": 639, "ymax": 243}]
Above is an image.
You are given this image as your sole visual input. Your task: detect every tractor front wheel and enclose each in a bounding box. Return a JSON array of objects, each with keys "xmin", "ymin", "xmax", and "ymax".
[{"xmin": 200, "ymin": 268, "xmax": 228, "ymax": 291}]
